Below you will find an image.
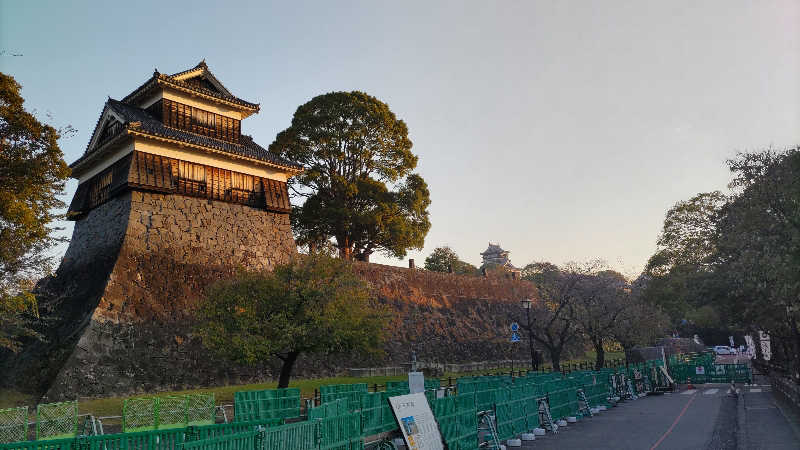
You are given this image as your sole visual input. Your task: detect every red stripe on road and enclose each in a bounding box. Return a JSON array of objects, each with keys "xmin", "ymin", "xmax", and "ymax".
[{"xmin": 650, "ymin": 393, "xmax": 698, "ymax": 450}]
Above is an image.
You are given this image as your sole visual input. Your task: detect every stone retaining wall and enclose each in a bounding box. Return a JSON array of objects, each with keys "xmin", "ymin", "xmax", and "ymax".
[{"xmin": 2, "ymin": 190, "xmax": 543, "ymax": 401}]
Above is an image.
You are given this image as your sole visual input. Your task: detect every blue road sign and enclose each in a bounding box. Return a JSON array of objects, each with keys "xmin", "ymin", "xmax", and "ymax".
[
  {"xmin": 511, "ymin": 332, "xmax": 521, "ymax": 343},
  {"xmin": 511, "ymin": 322, "xmax": 519, "ymax": 332}
]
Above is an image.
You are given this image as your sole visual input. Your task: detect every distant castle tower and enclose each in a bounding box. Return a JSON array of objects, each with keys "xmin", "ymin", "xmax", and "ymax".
[
  {"xmin": 13, "ymin": 62, "xmax": 303, "ymax": 399},
  {"xmin": 480, "ymin": 243, "xmax": 521, "ymax": 276}
]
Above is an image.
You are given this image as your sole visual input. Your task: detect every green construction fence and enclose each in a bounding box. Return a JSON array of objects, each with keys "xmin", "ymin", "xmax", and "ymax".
[
  {"xmin": 36, "ymin": 401, "xmax": 77, "ymax": 441},
  {"xmin": 234, "ymin": 388, "xmax": 300, "ymax": 421},
  {"xmin": 319, "ymin": 384, "xmax": 368, "ymax": 412},
  {"xmin": 122, "ymin": 394, "xmax": 215, "ymax": 432},
  {"xmin": 0, "ymin": 407, "xmax": 28, "ymax": 444}
]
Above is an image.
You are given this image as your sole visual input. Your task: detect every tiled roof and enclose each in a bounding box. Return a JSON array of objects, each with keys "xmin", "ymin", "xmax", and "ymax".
[
  {"xmin": 121, "ymin": 62, "xmax": 259, "ymax": 111},
  {"xmin": 70, "ymin": 99, "xmax": 301, "ymax": 171}
]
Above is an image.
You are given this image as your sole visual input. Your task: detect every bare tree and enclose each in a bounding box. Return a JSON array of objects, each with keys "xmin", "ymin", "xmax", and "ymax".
[
  {"xmin": 573, "ymin": 269, "xmax": 630, "ymax": 369},
  {"xmin": 521, "ymin": 262, "xmax": 588, "ymax": 372}
]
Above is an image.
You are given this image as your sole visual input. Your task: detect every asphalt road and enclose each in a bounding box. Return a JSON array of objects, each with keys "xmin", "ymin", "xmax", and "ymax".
[{"xmin": 503, "ymin": 384, "xmax": 799, "ymax": 450}]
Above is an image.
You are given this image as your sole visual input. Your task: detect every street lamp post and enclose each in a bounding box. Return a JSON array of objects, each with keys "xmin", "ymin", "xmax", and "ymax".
[{"xmin": 520, "ymin": 298, "xmax": 538, "ymax": 371}]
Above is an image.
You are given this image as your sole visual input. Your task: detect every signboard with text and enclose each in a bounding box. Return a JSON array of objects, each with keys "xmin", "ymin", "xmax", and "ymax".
[{"xmin": 389, "ymin": 393, "xmax": 444, "ymax": 450}]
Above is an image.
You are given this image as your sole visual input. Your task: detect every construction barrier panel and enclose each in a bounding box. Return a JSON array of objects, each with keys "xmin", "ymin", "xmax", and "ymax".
[
  {"xmin": 494, "ymin": 397, "xmax": 527, "ymax": 441},
  {"xmin": 431, "ymin": 395, "xmax": 477, "ymax": 450},
  {"xmin": 385, "ymin": 379, "xmax": 440, "ymax": 393},
  {"xmin": 181, "ymin": 430, "xmax": 256, "ymax": 450},
  {"xmin": 0, "ymin": 407, "xmax": 28, "ymax": 444},
  {"xmin": 316, "ymin": 412, "xmax": 363, "ymax": 450},
  {"xmin": 308, "ymin": 399, "xmax": 348, "ymax": 421},
  {"xmin": 234, "ymin": 389, "xmax": 299, "ymax": 422},
  {"xmin": 158, "ymin": 397, "xmax": 189, "ymax": 430},
  {"xmin": 35, "ymin": 401, "xmax": 77, "ymax": 441},
  {"xmin": 123, "ymin": 395, "xmax": 217, "ymax": 433},
  {"xmin": 359, "ymin": 393, "xmax": 397, "ymax": 436},
  {"xmin": 260, "ymin": 421, "xmax": 316, "ymax": 450},
  {"xmin": 187, "ymin": 395, "xmax": 216, "ymax": 427},
  {"xmin": 1, "ymin": 417, "xmax": 285, "ymax": 450},
  {"xmin": 319, "ymin": 385, "xmax": 367, "ymax": 413}
]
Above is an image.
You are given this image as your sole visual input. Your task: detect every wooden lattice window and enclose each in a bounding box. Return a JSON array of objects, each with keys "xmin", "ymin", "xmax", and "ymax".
[
  {"xmin": 160, "ymin": 99, "xmax": 239, "ymax": 143},
  {"xmin": 88, "ymin": 170, "xmax": 113, "ymax": 208},
  {"xmin": 174, "ymin": 160, "xmax": 207, "ymax": 195}
]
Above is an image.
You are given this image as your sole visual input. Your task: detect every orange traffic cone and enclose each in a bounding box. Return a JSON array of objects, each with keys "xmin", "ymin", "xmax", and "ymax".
[{"xmin": 687, "ymin": 377, "xmax": 694, "ymax": 390}]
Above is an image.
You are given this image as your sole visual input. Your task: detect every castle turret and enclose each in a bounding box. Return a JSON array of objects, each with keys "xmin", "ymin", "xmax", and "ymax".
[
  {"xmin": 14, "ymin": 62, "xmax": 303, "ymax": 399},
  {"xmin": 480, "ymin": 243, "xmax": 521, "ymax": 276}
]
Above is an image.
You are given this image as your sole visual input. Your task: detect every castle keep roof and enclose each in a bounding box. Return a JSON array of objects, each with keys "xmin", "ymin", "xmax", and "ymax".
[{"xmin": 123, "ymin": 61, "xmax": 259, "ymax": 112}]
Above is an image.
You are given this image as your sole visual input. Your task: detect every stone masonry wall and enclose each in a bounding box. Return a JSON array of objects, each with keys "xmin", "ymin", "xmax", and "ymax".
[
  {"xmin": 95, "ymin": 190, "xmax": 295, "ymax": 323},
  {"xmin": 351, "ymin": 263, "xmax": 540, "ymax": 367},
  {"xmin": 0, "ymin": 190, "xmax": 297, "ymax": 400},
  {"xmin": 5, "ymin": 189, "xmax": 544, "ymax": 401}
]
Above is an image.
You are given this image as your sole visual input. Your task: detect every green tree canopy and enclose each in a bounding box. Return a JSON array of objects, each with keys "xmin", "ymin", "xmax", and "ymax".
[
  {"xmin": 195, "ymin": 254, "xmax": 389, "ymax": 387},
  {"xmin": 642, "ymin": 191, "xmax": 727, "ymax": 324},
  {"xmin": 713, "ymin": 149, "xmax": 800, "ymax": 374},
  {"xmin": 424, "ymin": 246, "xmax": 477, "ymax": 274},
  {"xmin": 0, "ymin": 72, "xmax": 70, "ymax": 352},
  {"xmin": 269, "ymin": 91, "xmax": 431, "ymax": 261},
  {"xmin": 646, "ymin": 191, "xmax": 727, "ymax": 276}
]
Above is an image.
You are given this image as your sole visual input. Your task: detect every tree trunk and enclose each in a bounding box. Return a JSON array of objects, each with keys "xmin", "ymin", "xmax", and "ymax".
[
  {"xmin": 594, "ymin": 341, "xmax": 605, "ymax": 370},
  {"xmin": 549, "ymin": 347, "xmax": 562, "ymax": 372},
  {"xmin": 790, "ymin": 317, "xmax": 800, "ymax": 383},
  {"xmin": 277, "ymin": 351, "xmax": 300, "ymax": 388},
  {"xmin": 336, "ymin": 236, "xmax": 352, "ymax": 260},
  {"xmin": 754, "ymin": 332, "xmax": 764, "ymax": 362}
]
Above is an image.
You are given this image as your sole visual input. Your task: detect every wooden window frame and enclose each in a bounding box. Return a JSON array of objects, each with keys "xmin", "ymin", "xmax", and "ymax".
[{"xmin": 160, "ymin": 98, "xmax": 240, "ymax": 143}]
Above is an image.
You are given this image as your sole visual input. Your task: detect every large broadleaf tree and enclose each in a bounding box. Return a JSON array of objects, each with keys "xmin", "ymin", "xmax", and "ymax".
[
  {"xmin": 269, "ymin": 91, "xmax": 431, "ymax": 261},
  {"xmin": 196, "ymin": 253, "xmax": 389, "ymax": 387},
  {"xmin": 0, "ymin": 72, "xmax": 70, "ymax": 352}
]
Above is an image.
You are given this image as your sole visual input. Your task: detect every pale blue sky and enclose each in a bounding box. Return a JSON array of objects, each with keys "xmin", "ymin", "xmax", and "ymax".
[{"xmin": 1, "ymin": 1, "xmax": 798, "ymax": 274}]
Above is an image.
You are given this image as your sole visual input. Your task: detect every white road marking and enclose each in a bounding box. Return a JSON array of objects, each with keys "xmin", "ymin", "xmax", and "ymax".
[
  {"xmin": 681, "ymin": 389, "xmax": 697, "ymax": 395},
  {"xmin": 704, "ymin": 389, "xmax": 719, "ymax": 395},
  {"xmin": 751, "ymin": 388, "xmax": 762, "ymax": 393}
]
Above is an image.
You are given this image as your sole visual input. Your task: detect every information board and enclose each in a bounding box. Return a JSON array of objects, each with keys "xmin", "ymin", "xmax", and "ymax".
[{"xmin": 389, "ymin": 393, "xmax": 444, "ymax": 450}]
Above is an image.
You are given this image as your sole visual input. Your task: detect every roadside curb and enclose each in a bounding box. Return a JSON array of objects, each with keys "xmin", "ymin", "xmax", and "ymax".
[{"xmin": 736, "ymin": 388, "xmax": 746, "ymax": 450}]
